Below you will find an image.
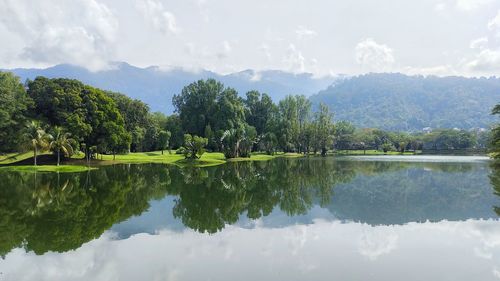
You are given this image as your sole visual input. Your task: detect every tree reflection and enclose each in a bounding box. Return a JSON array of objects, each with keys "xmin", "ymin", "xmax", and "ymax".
[
  {"xmin": 0, "ymin": 164, "xmax": 171, "ymax": 256},
  {"xmin": 490, "ymin": 162, "xmax": 500, "ymax": 216},
  {"xmin": 0, "ymin": 157, "xmax": 496, "ymax": 256},
  {"xmin": 168, "ymin": 159, "xmax": 357, "ymax": 233}
]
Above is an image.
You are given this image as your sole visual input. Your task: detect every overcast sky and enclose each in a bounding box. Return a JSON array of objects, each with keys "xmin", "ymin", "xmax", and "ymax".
[{"xmin": 0, "ymin": 0, "xmax": 499, "ymax": 77}]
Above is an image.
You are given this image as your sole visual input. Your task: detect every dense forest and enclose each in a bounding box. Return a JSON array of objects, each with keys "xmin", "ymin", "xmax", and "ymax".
[
  {"xmin": 0, "ymin": 71, "xmax": 493, "ymax": 163},
  {"xmin": 310, "ymin": 73, "xmax": 500, "ymax": 131}
]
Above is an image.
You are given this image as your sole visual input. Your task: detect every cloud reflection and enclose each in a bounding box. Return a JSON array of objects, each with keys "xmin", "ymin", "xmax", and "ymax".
[{"xmin": 2, "ymin": 219, "xmax": 500, "ymax": 281}]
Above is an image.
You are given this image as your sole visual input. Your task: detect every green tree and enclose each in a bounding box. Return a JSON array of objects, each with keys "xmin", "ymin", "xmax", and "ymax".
[
  {"xmin": 158, "ymin": 130, "xmax": 171, "ymax": 154},
  {"xmin": 0, "ymin": 72, "xmax": 33, "ymax": 152},
  {"xmin": 49, "ymin": 126, "xmax": 75, "ymax": 166},
  {"xmin": 181, "ymin": 134, "xmax": 208, "ymax": 159},
  {"xmin": 313, "ymin": 103, "xmax": 335, "ymax": 156},
  {"xmin": 24, "ymin": 121, "xmax": 50, "ymax": 166}
]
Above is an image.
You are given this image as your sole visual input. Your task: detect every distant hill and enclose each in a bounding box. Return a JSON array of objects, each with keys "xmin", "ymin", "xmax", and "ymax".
[
  {"xmin": 6, "ymin": 62, "xmax": 339, "ymax": 113},
  {"xmin": 310, "ymin": 73, "xmax": 500, "ymax": 131}
]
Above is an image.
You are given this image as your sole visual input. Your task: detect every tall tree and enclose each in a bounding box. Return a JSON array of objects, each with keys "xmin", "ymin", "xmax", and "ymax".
[
  {"xmin": 158, "ymin": 130, "xmax": 171, "ymax": 154},
  {"xmin": 313, "ymin": 103, "xmax": 335, "ymax": 156},
  {"xmin": 24, "ymin": 121, "xmax": 50, "ymax": 166},
  {"xmin": 172, "ymin": 79, "xmax": 221, "ymax": 137},
  {"xmin": 0, "ymin": 72, "xmax": 33, "ymax": 152},
  {"xmin": 49, "ymin": 126, "xmax": 75, "ymax": 166}
]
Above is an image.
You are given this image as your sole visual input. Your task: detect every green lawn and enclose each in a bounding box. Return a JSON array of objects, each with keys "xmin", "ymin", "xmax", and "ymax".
[
  {"xmin": 0, "ymin": 165, "xmax": 96, "ymax": 173},
  {"xmin": 0, "ymin": 150, "xmax": 305, "ymax": 169},
  {"xmin": 0, "ymin": 152, "xmax": 40, "ymax": 164}
]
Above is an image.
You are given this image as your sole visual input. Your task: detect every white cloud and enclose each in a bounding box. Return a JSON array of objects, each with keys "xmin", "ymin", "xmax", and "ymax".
[
  {"xmin": 284, "ymin": 44, "xmax": 305, "ymax": 73},
  {"xmin": 258, "ymin": 43, "xmax": 272, "ymax": 61},
  {"xmin": 466, "ymin": 48, "xmax": 500, "ymax": 72},
  {"xmin": 216, "ymin": 40, "xmax": 232, "ymax": 59},
  {"xmin": 0, "ymin": 0, "xmax": 118, "ymax": 71},
  {"xmin": 295, "ymin": 26, "xmax": 317, "ymax": 40},
  {"xmin": 456, "ymin": 0, "xmax": 494, "ymax": 11},
  {"xmin": 358, "ymin": 227, "xmax": 398, "ymax": 261},
  {"xmin": 470, "ymin": 37, "xmax": 489, "ymax": 50},
  {"xmin": 355, "ymin": 38, "xmax": 395, "ymax": 71},
  {"xmin": 488, "ymin": 10, "xmax": 500, "ymax": 31},
  {"xmin": 136, "ymin": 0, "xmax": 180, "ymax": 35}
]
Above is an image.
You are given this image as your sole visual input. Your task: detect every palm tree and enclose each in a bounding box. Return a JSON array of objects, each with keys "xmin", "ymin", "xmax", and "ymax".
[
  {"xmin": 49, "ymin": 126, "xmax": 75, "ymax": 166},
  {"xmin": 24, "ymin": 121, "xmax": 50, "ymax": 166}
]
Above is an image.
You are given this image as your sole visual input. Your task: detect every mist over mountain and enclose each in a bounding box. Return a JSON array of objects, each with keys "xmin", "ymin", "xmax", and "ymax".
[
  {"xmin": 310, "ymin": 73, "xmax": 500, "ymax": 131},
  {"xmin": 7, "ymin": 62, "xmax": 339, "ymax": 113}
]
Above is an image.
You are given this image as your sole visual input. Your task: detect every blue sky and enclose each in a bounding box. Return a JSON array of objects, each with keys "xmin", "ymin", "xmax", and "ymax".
[{"xmin": 0, "ymin": 0, "xmax": 499, "ymax": 77}]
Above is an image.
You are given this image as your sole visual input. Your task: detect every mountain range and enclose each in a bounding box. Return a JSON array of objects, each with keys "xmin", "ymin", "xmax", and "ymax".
[
  {"xmin": 7, "ymin": 62, "xmax": 339, "ymax": 114},
  {"xmin": 5, "ymin": 63, "xmax": 500, "ymax": 131}
]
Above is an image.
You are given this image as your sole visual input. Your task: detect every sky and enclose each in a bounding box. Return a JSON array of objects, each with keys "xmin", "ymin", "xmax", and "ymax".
[{"xmin": 0, "ymin": 0, "xmax": 499, "ymax": 77}]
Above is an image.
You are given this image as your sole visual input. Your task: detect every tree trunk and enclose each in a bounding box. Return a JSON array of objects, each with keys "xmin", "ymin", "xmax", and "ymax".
[
  {"xmin": 113, "ymin": 152, "xmax": 116, "ymax": 160},
  {"xmin": 57, "ymin": 150, "xmax": 60, "ymax": 166},
  {"xmin": 34, "ymin": 147, "xmax": 37, "ymax": 166},
  {"xmin": 161, "ymin": 150, "xmax": 164, "ymax": 155}
]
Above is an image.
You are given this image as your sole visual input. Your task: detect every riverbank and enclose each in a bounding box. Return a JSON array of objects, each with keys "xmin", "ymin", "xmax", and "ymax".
[
  {"xmin": 0, "ymin": 165, "xmax": 96, "ymax": 173},
  {"xmin": 0, "ymin": 151, "xmax": 305, "ymax": 170}
]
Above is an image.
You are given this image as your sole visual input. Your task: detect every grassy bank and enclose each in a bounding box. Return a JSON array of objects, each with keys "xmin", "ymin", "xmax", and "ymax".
[
  {"xmin": 0, "ymin": 150, "xmax": 305, "ymax": 169},
  {"xmin": 0, "ymin": 165, "xmax": 96, "ymax": 173}
]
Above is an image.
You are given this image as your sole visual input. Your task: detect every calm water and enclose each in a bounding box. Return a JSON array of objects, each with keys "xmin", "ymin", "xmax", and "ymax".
[{"xmin": 1, "ymin": 156, "xmax": 499, "ymax": 281}]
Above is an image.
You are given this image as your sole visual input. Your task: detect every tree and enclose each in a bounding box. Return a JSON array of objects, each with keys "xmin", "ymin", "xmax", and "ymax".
[
  {"xmin": 334, "ymin": 121, "xmax": 356, "ymax": 151},
  {"xmin": 0, "ymin": 72, "xmax": 33, "ymax": 152},
  {"xmin": 27, "ymin": 78, "xmax": 130, "ymax": 159},
  {"xmin": 244, "ymin": 91, "xmax": 276, "ymax": 136},
  {"xmin": 24, "ymin": 121, "xmax": 50, "ymax": 166},
  {"xmin": 107, "ymin": 91, "xmax": 150, "ymax": 152},
  {"xmin": 172, "ymin": 79, "xmax": 221, "ymax": 137},
  {"xmin": 49, "ymin": 127, "xmax": 75, "ymax": 166},
  {"xmin": 313, "ymin": 103, "xmax": 335, "ymax": 156},
  {"xmin": 220, "ymin": 125, "xmax": 257, "ymax": 158},
  {"xmin": 158, "ymin": 130, "xmax": 171, "ymax": 155},
  {"xmin": 261, "ymin": 132, "xmax": 278, "ymax": 155},
  {"xmin": 180, "ymin": 134, "xmax": 208, "ymax": 159},
  {"xmin": 381, "ymin": 142, "xmax": 395, "ymax": 154},
  {"xmin": 491, "ymin": 104, "xmax": 500, "ymax": 158}
]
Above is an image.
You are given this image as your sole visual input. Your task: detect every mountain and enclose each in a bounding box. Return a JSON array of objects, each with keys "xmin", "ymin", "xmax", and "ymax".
[
  {"xmin": 310, "ymin": 73, "xmax": 500, "ymax": 131},
  {"xmin": 6, "ymin": 62, "xmax": 339, "ymax": 113}
]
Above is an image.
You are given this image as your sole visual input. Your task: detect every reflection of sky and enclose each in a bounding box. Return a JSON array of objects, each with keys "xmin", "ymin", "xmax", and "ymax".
[{"xmin": 2, "ymin": 219, "xmax": 500, "ymax": 281}]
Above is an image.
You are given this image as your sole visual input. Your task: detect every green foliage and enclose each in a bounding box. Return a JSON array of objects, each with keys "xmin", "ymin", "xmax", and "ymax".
[
  {"xmin": 158, "ymin": 130, "xmax": 171, "ymax": 154},
  {"xmin": 23, "ymin": 121, "xmax": 51, "ymax": 166},
  {"xmin": 0, "ymin": 72, "xmax": 33, "ymax": 152},
  {"xmin": 48, "ymin": 126, "xmax": 75, "ymax": 166},
  {"xmin": 180, "ymin": 134, "xmax": 208, "ymax": 159},
  {"xmin": 26, "ymin": 77, "xmax": 131, "ymax": 157},
  {"xmin": 422, "ymin": 129, "xmax": 476, "ymax": 150}
]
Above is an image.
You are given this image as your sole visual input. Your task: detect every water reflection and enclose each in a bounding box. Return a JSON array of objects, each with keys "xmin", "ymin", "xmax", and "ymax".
[
  {"xmin": 2, "ymin": 220, "xmax": 500, "ymax": 281},
  {"xmin": 0, "ymin": 157, "xmax": 498, "ymax": 258}
]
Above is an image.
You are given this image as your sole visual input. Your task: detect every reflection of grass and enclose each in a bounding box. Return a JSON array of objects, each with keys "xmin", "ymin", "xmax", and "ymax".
[{"xmin": 0, "ymin": 165, "xmax": 96, "ymax": 173}]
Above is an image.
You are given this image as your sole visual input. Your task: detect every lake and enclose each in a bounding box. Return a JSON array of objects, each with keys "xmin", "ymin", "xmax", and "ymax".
[{"xmin": 0, "ymin": 156, "xmax": 499, "ymax": 281}]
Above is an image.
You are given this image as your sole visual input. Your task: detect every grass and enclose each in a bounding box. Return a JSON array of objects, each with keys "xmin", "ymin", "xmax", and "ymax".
[
  {"xmin": 332, "ymin": 149, "xmax": 421, "ymax": 156},
  {"xmin": 0, "ymin": 165, "xmax": 96, "ymax": 173},
  {"xmin": 1, "ymin": 150, "xmax": 306, "ymax": 169},
  {"xmin": 0, "ymin": 151, "xmax": 45, "ymax": 164}
]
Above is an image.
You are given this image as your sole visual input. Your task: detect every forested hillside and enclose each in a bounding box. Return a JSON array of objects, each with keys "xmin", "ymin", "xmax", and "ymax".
[{"xmin": 310, "ymin": 73, "xmax": 500, "ymax": 131}]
